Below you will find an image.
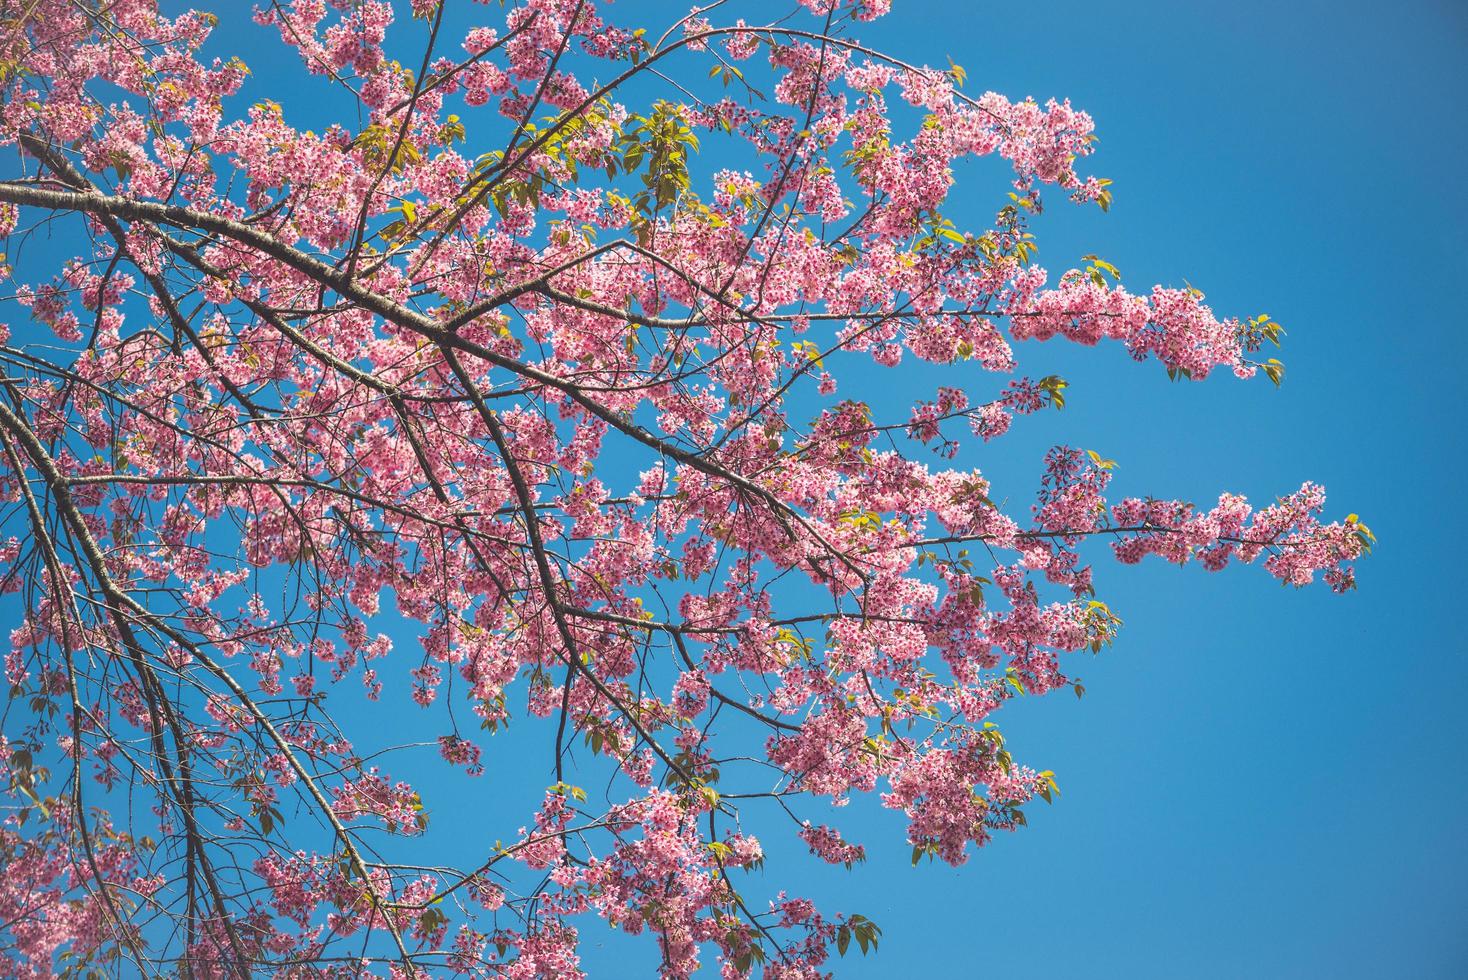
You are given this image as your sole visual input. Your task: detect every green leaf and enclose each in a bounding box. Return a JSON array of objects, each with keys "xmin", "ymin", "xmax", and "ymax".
[{"xmin": 946, "ymin": 57, "xmax": 967, "ymax": 88}]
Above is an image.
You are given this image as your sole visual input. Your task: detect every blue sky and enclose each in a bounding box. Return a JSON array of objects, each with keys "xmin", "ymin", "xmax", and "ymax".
[
  {"xmin": 788, "ymin": 1, "xmax": 1468, "ymax": 976},
  {"xmin": 6, "ymin": 1, "xmax": 1466, "ymax": 976}
]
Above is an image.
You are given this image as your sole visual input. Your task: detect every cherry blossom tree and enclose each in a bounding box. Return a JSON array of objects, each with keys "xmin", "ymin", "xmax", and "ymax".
[{"xmin": 0, "ymin": 1, "xmax": 1370, "ymax": 976}]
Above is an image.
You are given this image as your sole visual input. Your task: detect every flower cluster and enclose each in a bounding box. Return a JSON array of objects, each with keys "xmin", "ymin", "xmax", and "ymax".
[{"xmin": 0, "ymin": 0, "xmax": 1362, "ymax": 975}]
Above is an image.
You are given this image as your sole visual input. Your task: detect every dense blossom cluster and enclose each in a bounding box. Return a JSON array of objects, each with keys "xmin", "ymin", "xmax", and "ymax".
[{"xmin": 0, "ymin": 0, "xmax": 1363, "ymax": 976}]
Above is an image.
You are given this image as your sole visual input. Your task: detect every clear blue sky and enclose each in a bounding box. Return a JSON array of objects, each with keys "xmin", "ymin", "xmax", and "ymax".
[
  {"xmin": 9, "ymin": 1, "xmax": 1467, "ymax": 976},
  {"xmin": 765, "ymin": 2, "xmax": 1468, "ymax": 976}
]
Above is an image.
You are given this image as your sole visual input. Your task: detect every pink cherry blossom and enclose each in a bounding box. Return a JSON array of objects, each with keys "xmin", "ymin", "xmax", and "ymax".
[{"xmin": 0, "ymin": 1, "xmax": 1363, "ymax": 976}]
